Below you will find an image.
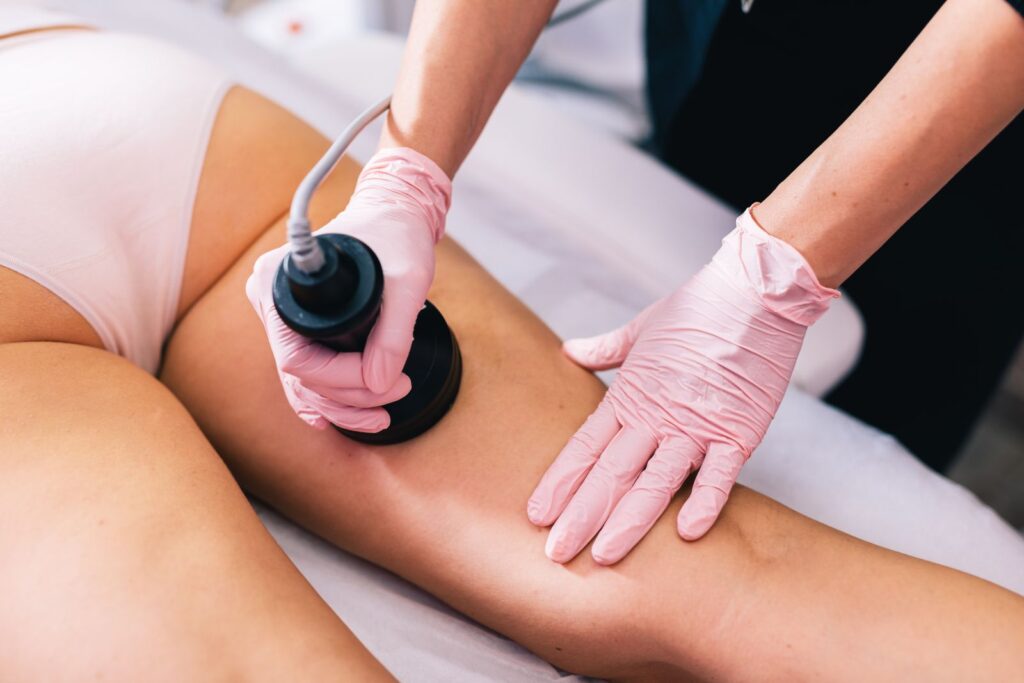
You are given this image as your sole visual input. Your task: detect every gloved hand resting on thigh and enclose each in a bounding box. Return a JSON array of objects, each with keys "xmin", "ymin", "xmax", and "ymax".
[
  {"xmin": 246, "ymin": 148, "xmax": 451, "ymax": 432},
  {"xmin": 528, "ymin": 207, "xmax": 839, "ymax": 563}
]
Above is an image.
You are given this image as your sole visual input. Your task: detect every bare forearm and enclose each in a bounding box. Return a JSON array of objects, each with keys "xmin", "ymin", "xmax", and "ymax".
[
  {"xmin": 756, "ymin": 0, "xmax": 1024, "ymax": 288},
  {"xmin": 380, "ymin": 0, "xmax": 557, "ymax": 177}
]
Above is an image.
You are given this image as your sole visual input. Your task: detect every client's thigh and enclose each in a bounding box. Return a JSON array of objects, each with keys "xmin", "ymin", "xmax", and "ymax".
[
  {"xmin": 0, "ymin": 343, "xmax": 388, "ymax": 681},
  {"xmin": 162, "ymin": 71, "xmax": 1024, "ymax": 683},
  {"xmin": 161, "ymin": 163, "xmax": 1024, "ymax": 682},
  {"xmin": 162, "ymin": 194, "xmax": 775, "ymax": 680}
]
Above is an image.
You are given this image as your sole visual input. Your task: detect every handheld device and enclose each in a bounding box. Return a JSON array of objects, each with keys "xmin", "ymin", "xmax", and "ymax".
[{"xmin": 273, "ymin": 97, "xmax": 461, "ymax": 445}]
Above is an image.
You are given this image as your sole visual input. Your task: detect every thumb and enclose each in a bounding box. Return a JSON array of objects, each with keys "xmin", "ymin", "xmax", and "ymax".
[
  {"xmin": 562, "ymin": 315, "xmax": 646, "ymax": 371},
  {"xmin": 363, "ymin": 283, "xmax": 426, "ymax": 393}
]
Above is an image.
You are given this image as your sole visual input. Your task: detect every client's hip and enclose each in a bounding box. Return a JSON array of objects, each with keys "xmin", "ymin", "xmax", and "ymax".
[{"xmin": 0, "ymin": 25, "xmax": 232, "ymax": 374}]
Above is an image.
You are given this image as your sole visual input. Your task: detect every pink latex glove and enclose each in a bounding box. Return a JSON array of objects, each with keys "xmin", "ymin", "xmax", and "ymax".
[
  {"xmin": 527, "ymin": 207, "xmax": 839, "ymax": 564},
  {"xmin": 246, "ymin": 147, "xmax": 452, "ymax": 432}
]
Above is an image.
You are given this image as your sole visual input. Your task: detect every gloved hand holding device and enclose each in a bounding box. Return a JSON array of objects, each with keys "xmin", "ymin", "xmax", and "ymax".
[
  {"xmin": 527, "ymin": 207, "xmax": 839, "ymax": 563},
  {"xmin": 246, "ymin": 147, "xmax": 452, "ymax": 432}
]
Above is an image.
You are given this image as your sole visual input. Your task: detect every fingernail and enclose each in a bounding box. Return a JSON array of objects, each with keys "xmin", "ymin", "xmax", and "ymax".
[
  {"xmin": 544, "ymin": 533, "xmax": 566, "ymax": 562},
  {"xmin": 368, "ymin": 352, "xmax": 396, "ymax": 393},
  {"xmin": 545, "ymin": 531, "xmax": 577, "ymax": 563},
  {"xmin": 677, "ymin": 512, "xmax": 712, "ymax": 541},
  {"xmin": 590, "ymin": 537, "xmax": 617, "ymax": 566}
]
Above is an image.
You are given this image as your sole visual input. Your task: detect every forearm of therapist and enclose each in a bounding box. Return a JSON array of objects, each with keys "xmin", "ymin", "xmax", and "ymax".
[
  {"xmin": 756, "ymin": 0, "xmax": 1024, "ymax": 288},
  {"xmin": 379, "ymin": 0, "xmax": 559, "ymax": 178}
]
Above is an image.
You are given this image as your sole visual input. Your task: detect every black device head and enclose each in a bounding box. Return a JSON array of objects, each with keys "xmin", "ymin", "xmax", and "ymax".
[
  {"xmin": 271, "ymin": 232, "xmax": 462, "ymax": 445},
  {"xmin": 273, "ymin": 233, "xmax": 383, "ymax": 347}
]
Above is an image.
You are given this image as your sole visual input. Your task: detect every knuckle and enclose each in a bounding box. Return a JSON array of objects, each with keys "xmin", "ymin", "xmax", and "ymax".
[
  {"xmin": 253, "ymin": 250, "xmax": 281, "ymax": 275},
  {"xmin": 388, "ymin": 259, "xmax": 433, "ymax": 286},
  {"xmin": 277, "ymin": 355, "xmax": 298, "ymax": 374},
  {"xmin": 371, "ymin": 327, "xmax": 413, "ymax": 356},
  {"xmin": 592, "ymin": 454, "xmax": 633, "ymax": 485},
  {"xmin": 585, "ymin": 461, "xmax": 618, "ymax": 489},
  {"xmin": 407, "ymin": 261, "xmax": 433, "ymax": 283},
  {"xmin": 646, "ymin": 457, "xmax": 685, "ymax": 489}
]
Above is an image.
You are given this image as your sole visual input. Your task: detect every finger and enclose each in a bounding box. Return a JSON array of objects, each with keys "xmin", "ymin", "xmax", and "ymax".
[
  {"xmin": 676, "ymin": 442, "xmax": 747, "ymax": 541},
  {"xmin": 247, "ymin": 255, "xmax": 372, "ymax": 390},
  {"xmin": 304, "ymin": 373, "xmax": 412, "ymax": 408},
  {"xmin": 527, "ymin": 401, "xmax": 619, "ymax": 526},
  {"xmin": 258, "ymin": 303, "xmax": 370, "ymax": 394},
  {"xmin": 544, "ymin": 427, "xmax": 657, "ymax": 564},
  {"xmin": 253, "ymin": 246, "xmax": 286, "ymax": 278},
  {"xmin": 245, "ymin": 247, "xmax": 289, "ymax": 320},
  {"xmin": 561, "ymin": 306, "xmax": 652, "ymax": 371},
  {"xmin": 244, "ymin": 270, "xmax": 264, "ymax": 311},
  {"xmin": 562, "ymin": 301, "xmax": 660, "ymax": 371},
  {"xmin": 363, "ymin": 279, "xmax": 427, "ymax": 393},
  {"xmin": 246, "ymin": 248, "xmax": 286, "ymax": 299},
  {"xmin": 279, "ymin": 374, "xmax": 329, "ymax": 431},
  {"xmin": 591, "ymin": 436, "xmax": 703, "ymax": 565},
  {"xmin": 286, "ymin": 374, "xmax": 390, "ymax": 433}
]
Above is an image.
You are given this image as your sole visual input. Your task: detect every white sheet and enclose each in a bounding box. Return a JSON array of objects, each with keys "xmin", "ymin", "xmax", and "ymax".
[{"xmin": 25, "ymin": 2, "xmax": 1024, "ymax": 680}]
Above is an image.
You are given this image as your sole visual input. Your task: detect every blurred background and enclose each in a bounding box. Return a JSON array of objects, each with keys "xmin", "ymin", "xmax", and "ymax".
[{"xmin": 184, "ymin": 0, "xmax": 1022, "ymax": 530}]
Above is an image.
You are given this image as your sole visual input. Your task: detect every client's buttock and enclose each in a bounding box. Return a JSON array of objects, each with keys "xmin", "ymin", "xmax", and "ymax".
[{"xmin": 0, "ymin": 19, "xmax": 231, "ymax": 372}]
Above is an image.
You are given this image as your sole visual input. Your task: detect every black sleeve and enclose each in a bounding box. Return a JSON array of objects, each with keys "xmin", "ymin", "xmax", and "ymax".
[{"xmin": 1008, "ymin": 0, "xmax": 1024, "ymax": 18}]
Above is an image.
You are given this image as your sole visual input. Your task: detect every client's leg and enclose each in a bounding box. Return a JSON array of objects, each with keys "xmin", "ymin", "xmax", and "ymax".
[
  {"xmin": 0, "ymin": 342, "xmax": 390, "ymax": 681},
  {"xmin": 162, "ymin": 97, "xmax": 1024, "ymax": 681},
  {"xmin": 0, "ymin": 63, "xmax": 387, "ymax": 678}
]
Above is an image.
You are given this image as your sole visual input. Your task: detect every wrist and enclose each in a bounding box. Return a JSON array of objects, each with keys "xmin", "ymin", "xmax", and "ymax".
[
  {"xmin": 710, "ymin": 207, "xmax": 840, "ymax": 328},
  {"xmin": 379, "ymin": 111, "xmax": 464, "ymax": 179},
  {"xmin": 355, "ymin": 147, "xmax": 453, "ymax": 243},
  {"xmin": 752, "ymin": 193, "xmax": 845, "ymax": 288}
]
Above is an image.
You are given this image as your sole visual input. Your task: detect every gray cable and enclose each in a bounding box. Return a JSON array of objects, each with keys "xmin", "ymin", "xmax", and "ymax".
[
  {"xmin": 288, "ymin": 0, "xmax": 616, "ymax": 274},
  {"xmin": 287, "ymin": 94, "xmax": 392, "ymax": 274}
]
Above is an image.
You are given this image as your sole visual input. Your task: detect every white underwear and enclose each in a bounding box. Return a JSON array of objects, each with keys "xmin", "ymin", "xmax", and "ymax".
[{"xmin": 0, "ymin": 7, "xmax": 232, "ymax": 373}]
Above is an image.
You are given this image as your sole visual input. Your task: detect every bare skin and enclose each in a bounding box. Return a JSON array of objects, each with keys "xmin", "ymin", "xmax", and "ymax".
[
  {"xmin": 159, "ymin": 90, "xmax": 1024, "ymax": 681},
  {"xmin": 0, "ymin": 343, "xmax": 389, "ymax": 682},
  {"xmin": 3, "ymin": 28, "xmax": 1023, "ymax": 682},
  {"xmin": 380, "ymin": 0, "xmax": 558, "ymax": 176},
  {"xmin": 756, "ymin": 0, "xmax": 1024, "ymax": 286},
  {"xmin": 0, "ymin": 35, "xmax": 392, "ymax": 680}
]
